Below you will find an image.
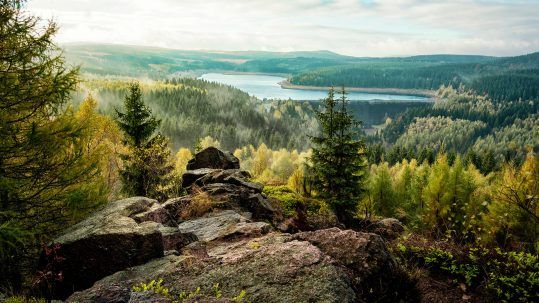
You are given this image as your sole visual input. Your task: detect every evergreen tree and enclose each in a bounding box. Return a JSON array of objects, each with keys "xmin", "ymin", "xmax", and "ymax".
[
  {"xmin": 116, "ymin": 83, "xmax": 159, "ymax": 148},
  {"xmin": 309, "ymin": 87, "xmax": 366, "ymax": 225},
  {"xmin": 0, "ymin": 0, "xmax": 108, "ymax": 288},
  {"xmin": 116, "ymin": 83, "xmax": 177, "ymax": 200}
]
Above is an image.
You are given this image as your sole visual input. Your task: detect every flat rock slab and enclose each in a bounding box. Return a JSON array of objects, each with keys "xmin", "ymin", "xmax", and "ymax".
[{"xmin": 177, "ymin": 210, "xmax": 271, "ymax": 242}]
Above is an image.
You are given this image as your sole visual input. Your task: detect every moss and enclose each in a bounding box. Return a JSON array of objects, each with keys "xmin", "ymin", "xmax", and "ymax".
[{"xmin": 263, "ymin": 186, "xmax": 302, "ymax": 216}]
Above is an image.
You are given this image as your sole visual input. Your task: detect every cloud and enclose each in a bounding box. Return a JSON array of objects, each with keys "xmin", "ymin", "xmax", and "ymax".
[{"xmin": 26, "ymin": 0, "xmax": 539, "ymax": 56}]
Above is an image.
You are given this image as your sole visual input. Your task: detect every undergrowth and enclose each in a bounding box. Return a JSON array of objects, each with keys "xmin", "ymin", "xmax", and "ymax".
[{"xmin": 392, "ymin": 235, "xmax": 539, "ymax": 303}]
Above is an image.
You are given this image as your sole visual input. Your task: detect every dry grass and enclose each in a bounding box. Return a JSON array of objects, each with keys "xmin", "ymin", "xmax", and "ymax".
[{"xmin": 180, "ymin": 187, "xmax": 213, "ymax": 220}]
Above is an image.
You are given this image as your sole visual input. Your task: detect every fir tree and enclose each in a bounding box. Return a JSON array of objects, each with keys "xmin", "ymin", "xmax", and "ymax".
[
  {"xmin": 309, "ymin": 87, "xmax": 366, "ymax": 225},
  {"xmin": 116, "ymin": 83, "xmax": 177, "ymax": 200}
]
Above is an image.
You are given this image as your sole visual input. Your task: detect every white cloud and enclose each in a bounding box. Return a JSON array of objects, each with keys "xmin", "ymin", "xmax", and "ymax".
[{"xmin": 26, "ymin": 0, "xmax": 539, "ymax": 56}]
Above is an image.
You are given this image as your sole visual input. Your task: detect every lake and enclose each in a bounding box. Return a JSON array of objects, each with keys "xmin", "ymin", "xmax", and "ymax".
[{"xmin": 199, "ymin": 73, "xmax": 429, "ymax": 102}]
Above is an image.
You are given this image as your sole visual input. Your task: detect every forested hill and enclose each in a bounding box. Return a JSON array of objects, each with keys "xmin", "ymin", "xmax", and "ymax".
[
  {"xmin": 290, "ymin": 52, "xmax": 539, "ymax": 101},
  {"xmin": 72, "ymin": 78, "xmax": 318, "ymax": 151},
  {"xmin": 63, "ymin": 43, "xmax": 355, "ymax": 77},
  {"xmin": 64, "ymin": 43, "xmax": 502, "ymax": 78}
]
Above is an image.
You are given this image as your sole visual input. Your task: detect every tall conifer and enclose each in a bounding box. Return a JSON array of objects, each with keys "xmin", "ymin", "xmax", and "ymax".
[
  {"xmin": 310, "ymin": 87, "xmax": 366, "ymax": 225},
  {"xmin": 116, "ymin": 83, "xmax": 177, "ymax": 200}
]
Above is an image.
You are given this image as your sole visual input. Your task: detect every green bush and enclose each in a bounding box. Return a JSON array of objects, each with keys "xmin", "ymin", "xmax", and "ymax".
[
  {"xmin": 263, "ymin": 186, "xmax": 302, "ymax": 216},
  {"xmin": 393, "ymin": 237, "xmax": 539, "ymax": 303},
  {"xmin": 486, "ymin": 250, "xmax": 539, "ymax": 303}
]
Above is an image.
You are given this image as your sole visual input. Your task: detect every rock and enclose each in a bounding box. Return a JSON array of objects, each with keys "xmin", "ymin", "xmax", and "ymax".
[
  {"xmin": 294, "ymin": 228, "xmax": 417, "ymax": 302},
  {"xmin": 375, "ymin": 218, "xmax": 405, "ymax": 239},
  {"xmin": 67, "ymin": 233, "xmax": 357, "ymax": 303},
  {"xmin": 158, "ymin": 226, "xmax": 197, "ymax": 251},
  {"xmin": 294, "ymin": 228, "xmax": 394, "ymax": 278},
  {"xmin": 67, "ymin": 255, "xmax": 184, "ymax": 303},
  {"xmin": 186, "ymin": 147, "xmax": 240, "ymax": 170},
  {"xmin": 201, "ymin": 183, "xmax": 280, "ymax": 221},
  {"xmin": 182, "ymin": 168, "xmax": 261, "ymax": 193},
  {"xmin": 129, "ymin": 292, "xmax": 173, "ymax": 303},
  {"xmin": 181, "ymin": 168, "xmax": 220, "ymax": 188},
  {"xmin": 132, "ymin": 197, "xmax": 191, "ymax": 226},
  {"xmin": 130, "ymin": 199, "xmax": 178, "ymax": 227},
  {"xmin": 177, "ymin": 210, "xmax": 271, "ymax": 242},
  {"xmin": 359, "ymin": 217, "xmax": 405, "ymax": 240},
  {"xmin": 194, "ymin": 169, "xmax": 260, "ymax": 192},
  {"xmin": 48, "ymin": 197, "xmax": 194, "ymax": 299}
]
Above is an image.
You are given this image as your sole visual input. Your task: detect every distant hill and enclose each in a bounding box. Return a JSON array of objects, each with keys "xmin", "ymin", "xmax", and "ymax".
[
  {"xmin": 62, "ymin": 43, "xmax": 355, "ymax": 77},
  {"xmin": 63, "ymin": 43, "xmax": 539, "ymax": 101},
  {"xmin": 62, "ymin": 43, "xmax": 506, "ymax": 78}
]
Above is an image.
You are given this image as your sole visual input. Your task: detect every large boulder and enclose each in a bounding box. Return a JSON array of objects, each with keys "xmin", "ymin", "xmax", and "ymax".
[
  {"xmin": 186, "ymin": 147, "xmax": 240, "ymax": 170},
  {"xmin": 294, "ymin": 228, "xmax": 394, "ymax": 279},
  {"xmin": 294, "ymin": 228, "xmax": 417, "ymax": 302},
  {"xmin": 67, "ymin": 229, "xmax": 416, "ymax": 303},
  {"xmin": 200, "ymin": 183, "xmax": 279, "ymax": 221},
  {"xmin": 47, "ymin": 197, "xmax": 196, "ymax": 299},
  {"xmin": 67, "ymin": 233, "xmax": 357, "ymax": 303}
]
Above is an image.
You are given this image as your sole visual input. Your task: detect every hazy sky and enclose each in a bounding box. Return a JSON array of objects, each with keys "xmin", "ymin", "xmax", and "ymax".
[{"xmin": 27, "ymin": 0, "xmax": 539, "ymax": 57}]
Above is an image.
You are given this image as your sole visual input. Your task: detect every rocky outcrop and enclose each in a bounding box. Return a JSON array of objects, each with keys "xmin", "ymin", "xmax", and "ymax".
[
  {"xmin": 67, "ymin": 233, "xmax": 357, "ymax": 303},
  {"xmin": 67, "ymin": 227, "xmax": 416, "ymax": 303},
  {"xmin": 48, "ymin": 197, "xmax": 197, "ymax": 299},
  {"xmin": 186, "ymin": 147, "xmax": 240, "ymax": 170}
]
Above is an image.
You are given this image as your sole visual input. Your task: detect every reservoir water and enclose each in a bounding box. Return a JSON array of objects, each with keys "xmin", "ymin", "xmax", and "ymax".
[{"xmin": 199, "ymin": 73, "xmax": 429, "ymax": 102}]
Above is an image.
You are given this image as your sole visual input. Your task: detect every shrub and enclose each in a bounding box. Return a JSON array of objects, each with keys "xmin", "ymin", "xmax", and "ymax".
[
  {"xmin": 486, "ymin": 250, "xmax": 539, "ymax": 303},
  {"xmin": 392, "ymin": 236, "xmax": 539, "ymax": 302}
]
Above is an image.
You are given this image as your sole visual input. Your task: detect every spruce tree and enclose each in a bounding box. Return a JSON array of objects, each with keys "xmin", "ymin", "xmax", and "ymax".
[
  {"xmin": 310, "ymin": 87, "xmax": 366, "ymax": 225},
  {"xmin": 116, "ymin": 83, "xmax": 177, "ymax": 200}
]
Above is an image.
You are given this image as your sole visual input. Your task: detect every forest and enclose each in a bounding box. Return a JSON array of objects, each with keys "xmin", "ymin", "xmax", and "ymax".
[
  {"xmin": 289, "ymin": 54, "xmax": 539, "ymax": 101},
  {"xmin": 1, "ymin": 1, "xmax": 538, "ymax": 303}
]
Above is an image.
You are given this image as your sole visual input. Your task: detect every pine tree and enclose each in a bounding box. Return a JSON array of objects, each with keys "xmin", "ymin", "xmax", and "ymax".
[
  {"xmin": 116, "ymin": 83, "xmax": 177, "ymax": 200},
  {"xmin": 309, "ymin": 87, "xmax": 366, "ymax": 225}
]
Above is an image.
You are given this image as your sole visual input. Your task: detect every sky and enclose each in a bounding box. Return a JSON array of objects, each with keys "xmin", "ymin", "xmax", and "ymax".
[{"xmin": 26, "ymin": 0, "xmax": 539, "ymax": 57}]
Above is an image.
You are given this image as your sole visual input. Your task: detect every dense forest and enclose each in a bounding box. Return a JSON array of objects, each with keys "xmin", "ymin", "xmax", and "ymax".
[
  {"xmin": 290, "ymin": 53, "xmax": 539, "ymax": 101},
  {"xmin": 72, "ymin": 78, "xmax": 318, "ymax": 151},
  {"xmin": 1, "ymin": 2, "xmax": 538, "ymax": 303},
  {"xmin": 368, "ymin": 85, "xmax": 539, "ymax": 170}
]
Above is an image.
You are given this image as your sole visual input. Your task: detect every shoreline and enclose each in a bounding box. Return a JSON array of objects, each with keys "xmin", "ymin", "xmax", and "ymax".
[
  {"xmin": 222, "ymin": 71, "xmax": 289, "ymax": 77},
  {"xmin": 279, "ymin": 80, "xmax": 436, "ymax": 98}
]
